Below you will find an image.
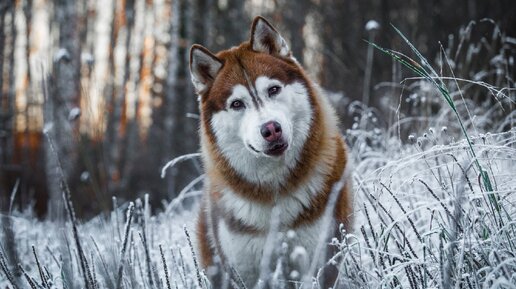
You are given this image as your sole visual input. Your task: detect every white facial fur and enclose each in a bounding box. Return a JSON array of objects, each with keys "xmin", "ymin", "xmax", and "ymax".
[{"xmin": 210, "ymin": 76, "xmax": 313, "ymax": 185}]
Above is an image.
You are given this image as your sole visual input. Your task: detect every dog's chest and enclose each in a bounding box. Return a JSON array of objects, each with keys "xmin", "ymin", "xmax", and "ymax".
[
  {"xmin": 218, "ymin": 171, "xmax": 326, "ymax": 230},
  {"xmin": 217, "ymin": 214, "xmax": 325, "ymax": 285},
  {"xmin": 214, "ymin": 177, "xmax": 329, "ymax": 285}
]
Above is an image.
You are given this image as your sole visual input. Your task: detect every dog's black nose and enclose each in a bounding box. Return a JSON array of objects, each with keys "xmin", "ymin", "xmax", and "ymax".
[{"xmin": 260, "ymin": 121, "xmax": 282, "ymax": 142}]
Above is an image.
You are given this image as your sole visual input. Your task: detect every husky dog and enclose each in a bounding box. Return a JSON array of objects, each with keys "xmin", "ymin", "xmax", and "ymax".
[{"xmin": 189, "ymin": 16, "xmax": 352, "ymax": 288}]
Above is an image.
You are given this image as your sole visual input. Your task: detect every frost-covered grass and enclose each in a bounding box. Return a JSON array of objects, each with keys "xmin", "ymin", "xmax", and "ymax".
[
  {"xmin": 344, "ymin": 130, "xmax": 516, "ymax": 288},
  {"xmin": 2, "ymin": 26, "xmax": 516, "ymax": 289},
  {"xmin": 1, "ymin": 127, "xmax": 515, "ymax": 289},
  {"xmin": 1, "ymin": 195, "xmax": 202, "ymax": 289}
]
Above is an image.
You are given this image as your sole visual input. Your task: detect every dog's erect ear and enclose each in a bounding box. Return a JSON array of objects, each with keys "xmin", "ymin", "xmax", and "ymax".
[
  {"xmin": 189, "ymin": 44, "xmax": 223, "ymax": 95},
  {"xmin": 250, "ymin": 16, "xmax": 290, "ymax": 57}
]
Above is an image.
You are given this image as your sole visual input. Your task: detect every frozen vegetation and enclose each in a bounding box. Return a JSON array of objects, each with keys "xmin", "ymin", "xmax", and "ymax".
[{"xmin": 1, "ymin": 28, "xmax": 516, "ymax": 289}]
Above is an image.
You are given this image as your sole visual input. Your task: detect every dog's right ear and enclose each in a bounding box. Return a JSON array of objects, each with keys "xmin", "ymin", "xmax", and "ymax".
[{"xmin": 189, "ymin": 44, "xmax": 223, "ymax": 95}]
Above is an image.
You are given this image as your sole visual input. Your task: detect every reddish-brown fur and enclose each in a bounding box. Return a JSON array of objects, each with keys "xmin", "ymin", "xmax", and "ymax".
[{"xmin": 196, "ymin": 204, "xmax": 213, "ymax": 268}]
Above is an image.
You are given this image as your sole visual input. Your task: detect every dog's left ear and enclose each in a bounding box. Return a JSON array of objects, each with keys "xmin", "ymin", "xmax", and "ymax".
[{"xmin": 250, "ymin": 16, "xmax": 290, "ymax": 57}]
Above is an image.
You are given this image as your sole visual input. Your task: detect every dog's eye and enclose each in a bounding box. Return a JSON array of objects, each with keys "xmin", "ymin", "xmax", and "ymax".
[
  {"xmin": 230, "ymin": 100, "xmax": 245, "ymax": 110},
  {"xmin": 268, "ymin": 85, "xmax": 281, "ymax": 97}
]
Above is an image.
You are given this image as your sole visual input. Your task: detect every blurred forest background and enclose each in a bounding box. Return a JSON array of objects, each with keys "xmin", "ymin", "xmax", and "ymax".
[{"xmin": 0, "ymin": 0, "xmax": 515, "ymax": 219}]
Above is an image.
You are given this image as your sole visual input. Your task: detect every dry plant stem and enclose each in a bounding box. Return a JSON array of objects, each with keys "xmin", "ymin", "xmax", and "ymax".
[
  {"xmin": 32, "ymin": 246, "xmax": 50, "ymax": 288},
  {"xmin": 91, "ymin": 235, "xmax": 115, "ymax": 288},
  {"xmin": 305, "ymin": 173, "xmax": 348, "ymax": 285},
  {"xmin": 45, "ymin": 133, "xmax": 94, "ymax": 289},
  {"xmin": 116, "ymin": 202, "xmax": 135, "ymax": 289},
  {"xmin": 139, "ymin": 231, "xmax": 154, "ymax": 286},
  {"xmin": 159, "ymin": 245, "xmax": 172, "ymax": 289},
  {"xmin": 183, "ymin": 226, "xmax": 203, "ymax": 289},
  {"xmin": 0, "ymin": 250, "xmax": 19, "ymax": 289},
  {"xmin": 380, "ymin": 183, "xmax": 423, "ymax": 243},
  {"xmin": 161, "ymin": 153, "xmax": 202, "ymax": 178},
  {"xmin": 18, "ymin": 264, "xmax": 37, "ymax": 289},
  {"xmin": 8, "ymin": 179, "xmax": 19, "ymax": 215}
]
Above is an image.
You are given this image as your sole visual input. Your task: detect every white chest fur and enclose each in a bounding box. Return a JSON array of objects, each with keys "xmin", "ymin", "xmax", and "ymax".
[
  {"xmin": 218, "ymin": 160, "xmax": 328, "ymax": 231},
  {"xmin": 212, "ymin": 146, "xmax": 341, "ymax": 287},
  {"xmin": 217, "ymin": 215, "xmax": 328, "ymax": 287}
]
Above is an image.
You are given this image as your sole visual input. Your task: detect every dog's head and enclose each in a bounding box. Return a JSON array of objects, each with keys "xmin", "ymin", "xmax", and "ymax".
[{"xmin": 190, "ymin": 17, "xmax": 317, "ymax": 182}]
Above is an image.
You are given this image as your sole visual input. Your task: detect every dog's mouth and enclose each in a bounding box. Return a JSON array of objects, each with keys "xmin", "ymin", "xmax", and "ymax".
[
  {"xmin": 265, "ymin": 141, "xmax": 288, "ymax": 156},
  {"xmin": 248, "ymin": 140, "xmax": 289, "ymax": 157}
]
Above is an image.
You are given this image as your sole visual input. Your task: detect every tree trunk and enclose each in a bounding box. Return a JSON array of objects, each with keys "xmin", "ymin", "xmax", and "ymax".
[
  {"xmin": 45, "ymin": 0, "xmax": 81, "ymax": 219},
  {"xmin": 162, "ymin": 0, "xmax": 181, "ymax": 197},
  {"xmin": 0, "ymin": 1, "xmax": 10, "ymax": 167}
]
